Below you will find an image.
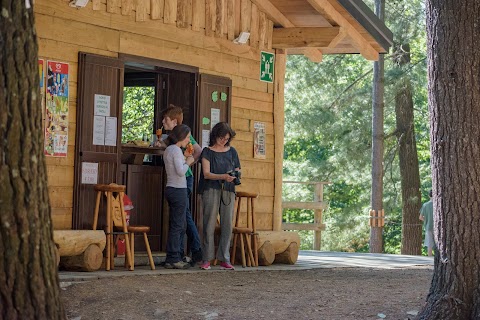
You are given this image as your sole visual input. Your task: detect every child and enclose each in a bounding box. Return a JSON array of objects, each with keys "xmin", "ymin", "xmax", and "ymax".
[{"xmin": 163, "ymin": 124, "xmax": 195, "ymax": 269}]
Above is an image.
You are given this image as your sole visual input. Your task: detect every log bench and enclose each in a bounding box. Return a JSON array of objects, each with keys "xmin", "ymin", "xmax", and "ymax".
[
  {"xmin": 256, "ymin": 231, "xmax": 301, "ymax": 266},
  {"xmin": 53, "ymin": 230, "xmax": 106, "ymax": 272}
]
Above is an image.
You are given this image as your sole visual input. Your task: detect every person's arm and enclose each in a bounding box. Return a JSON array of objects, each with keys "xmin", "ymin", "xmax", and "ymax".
[
  {"xmin": 419, "ymin": 205, "xmax": 424, "ymax": 221},
  {"xmin": 173, "ymin": 148, "xmax": 190, "ymax": 176},
  {"xmin": 201, "ymin": 157, "xmax": 236, "ymax": 182}
]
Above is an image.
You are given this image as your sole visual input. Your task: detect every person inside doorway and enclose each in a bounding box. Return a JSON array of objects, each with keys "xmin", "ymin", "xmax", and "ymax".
[
  {"xmin": 419, "ymin": 190, "xmax": 435, "ymax": 256},
  {"xmin": 163, "ymin": 124, "xmax": 195, "ymax": 269},
  {"xmin": 156, "ymin": 105, "xmax": 203, "ymax": 265}
]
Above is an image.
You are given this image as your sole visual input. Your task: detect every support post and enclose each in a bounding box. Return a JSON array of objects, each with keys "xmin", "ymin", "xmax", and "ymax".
[
  {"xmin": 313, "ymin": 183, "xmax": 324, "ymax": 250},
  {"xmin": 273, "ymin": 49, "xmax": 286, "ymax": 231}
]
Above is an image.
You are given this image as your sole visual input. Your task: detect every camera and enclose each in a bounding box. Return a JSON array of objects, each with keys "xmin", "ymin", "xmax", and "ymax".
[{"xmin": 227, "ymin": 170, "xmax": 241, "ymax": 185}]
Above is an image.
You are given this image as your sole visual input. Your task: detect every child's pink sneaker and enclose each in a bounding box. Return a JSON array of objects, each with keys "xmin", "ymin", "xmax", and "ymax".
[
  {"xmin": 220, "ymin": 262, "xmax": 235, "ymax": 270},
  {"xmin": 200, "ymin": 261, "xmax": 211, "ymax": 270}
]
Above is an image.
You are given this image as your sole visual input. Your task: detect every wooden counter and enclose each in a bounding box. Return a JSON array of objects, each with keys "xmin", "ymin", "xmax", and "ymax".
[{"xmin": 121, "ymin": 144, "xmax": 165, "ymax": 165}]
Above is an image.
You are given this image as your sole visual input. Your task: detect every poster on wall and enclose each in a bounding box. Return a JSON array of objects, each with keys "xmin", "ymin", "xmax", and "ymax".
[
  {"xmin": 254, "ymin": 121, "xmax": 266, "ymax": 159},
  {"xmin": 44, "ymin": 60, "xmax": 69, "ymax": 157}
]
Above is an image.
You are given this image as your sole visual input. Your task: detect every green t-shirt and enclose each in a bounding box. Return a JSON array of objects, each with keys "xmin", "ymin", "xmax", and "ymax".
[
  {"xmin": 420, "ymin": 200, "xmax": 433, "ymax": 231},
  {"xmin": 185, "ymin": 135, "xmax": 197, "ymax": 177}
]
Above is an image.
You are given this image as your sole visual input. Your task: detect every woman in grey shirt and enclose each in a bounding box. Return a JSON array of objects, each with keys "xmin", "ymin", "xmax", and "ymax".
[
  {"xmin": 198, "ymin": 122, "xmax": 241, "ymax": 270},
  {"xmin": 163, "ymin": 124, "xmax": 195, "ymax": 269}
]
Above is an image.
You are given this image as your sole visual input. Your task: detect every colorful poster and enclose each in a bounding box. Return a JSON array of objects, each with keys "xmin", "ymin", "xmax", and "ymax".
[
  {"xmin": 44, "ymin": 61, "xmax": 69, "ymax": 157},
  {"xmin": 254, "ymin": 121, "xmax": 266, "ymax": 159}
]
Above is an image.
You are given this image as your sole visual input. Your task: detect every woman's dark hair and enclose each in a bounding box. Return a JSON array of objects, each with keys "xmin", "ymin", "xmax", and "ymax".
[
  {"xmin": 429, "ymin": 190, "xmax": 433, "ymax": 198},
  {"xmin": 209, "ymin": 122, "xmax": 236, "ymax": 147},
  {"xmin": 165, "ymin": 124, "xmax": 191, "ymax": 146}
]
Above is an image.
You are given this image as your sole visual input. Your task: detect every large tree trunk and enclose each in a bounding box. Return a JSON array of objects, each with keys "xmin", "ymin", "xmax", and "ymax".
[
  {"xmin": 419, "ymin": 2, "xmax": 480, "ymax": 319},
  {"xmin": 394, "ymin": 44, "xmax": 423, "ymax": 255},
  {"xmin": 0, "ymin": 1, "xmax": 66, "ymax": 319},
  {"xmin": 369, "ymin": 0, "xmax": 385, "ymax": 253}
]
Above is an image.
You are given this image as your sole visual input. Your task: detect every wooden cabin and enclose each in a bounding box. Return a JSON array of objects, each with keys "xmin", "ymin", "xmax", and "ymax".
[{"xmin": 37, "ymin": 0, "xmax": 392, "ymax": 253}]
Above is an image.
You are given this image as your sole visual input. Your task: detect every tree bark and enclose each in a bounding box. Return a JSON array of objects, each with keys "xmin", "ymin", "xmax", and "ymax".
[
  {"xmin": 394, "ymin": 44, "xmax": 423, "ymax": 255},
  {"xmin": 370, "ymin": 0, "xmax": 385, "ymax": 253},
  {"xmin": 419, "ymin": 1, "xmax": 480, "ymax": 319},
  {"xmin": 0, "ymin": 1, "xmax": 66, "ymax": 319}
]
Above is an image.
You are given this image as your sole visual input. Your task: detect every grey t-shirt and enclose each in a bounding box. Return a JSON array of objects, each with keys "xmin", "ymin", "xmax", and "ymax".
[
  {"xmin": 164, "ymin": 145, "xmax": 188, "ymax": 188},
  {"xmin": 197, "ymin": 147, "xmax": 240, "ymax": 194}
]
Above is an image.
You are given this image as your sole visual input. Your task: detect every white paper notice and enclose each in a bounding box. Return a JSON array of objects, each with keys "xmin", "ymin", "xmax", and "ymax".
[
  {"xmin": 81, "ymin": 162, "xmax": 98, "ymax": 184},
  {"xmin": 254, "ymin": 121, "xmax": 266, "ymax": 159},
  {"xmin": 211, "ymin": 108, "xmax": 220, "ymax": 129},
  {"xmin": 202, "ymin": 130, "xmax": 210, "ymax": 149},
  {"xmin": 105, "ymin": 117, "xmax": 117, "ymax": 146},
  {"xmin": 93, "ymin": 115, "xmax": 105, "ymax": 145},
  {"xmin": 94, "ymin": 94, "xmax": 111, "ymax": 116}
]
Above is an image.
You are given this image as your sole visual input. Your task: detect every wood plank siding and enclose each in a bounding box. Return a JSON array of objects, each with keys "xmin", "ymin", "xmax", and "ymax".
[{"xmin": 36, "ymin": 0, "xmax": 276, "ymax": 231}]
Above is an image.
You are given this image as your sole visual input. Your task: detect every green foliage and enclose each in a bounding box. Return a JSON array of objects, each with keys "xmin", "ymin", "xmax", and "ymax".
[
  {"xmin": 283, "ymin": 1, "xmax": 430, "ymax": 254},
  {"xmin": 122, "ymin": 87, "xmax": 155, "ymax": 143}
]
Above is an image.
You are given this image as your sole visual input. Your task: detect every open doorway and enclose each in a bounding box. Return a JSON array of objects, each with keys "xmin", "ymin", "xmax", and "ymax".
[{"xmin": 119, "ymin": 60, "xmax": 198, "ymax": 252}]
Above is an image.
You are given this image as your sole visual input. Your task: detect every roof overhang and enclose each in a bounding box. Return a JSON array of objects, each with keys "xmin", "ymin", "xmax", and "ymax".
[{"xmin": 262, "ymin": 0, "xmax": 393, "ymax": 62}]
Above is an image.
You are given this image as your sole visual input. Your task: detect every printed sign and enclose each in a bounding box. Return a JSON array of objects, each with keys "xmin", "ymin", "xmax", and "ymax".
[
  {"xmin": 94, "ymin": 94, "xmax": 111, "ymax": 116},
  {"xmin": 104, "ymin": 117, "xmax": 117, "ymax": 146},
  {"xmin": 81, "ymin": 162, "xmax": 98, "ymax": 184},
  {"xmin": 93, "ymin": 115, "xmax": 106, "ymax": 145},
  {"xmin": 211, "ymin": 108, "xmax": 220, "ymax": 129},
  {"xmin": 260, "ymin": 51, "xmax": 275, "ymax": 83},
  {"xmin": 254, "ymin": 121, "xmax": 266, "ymax": 159},
  {"xmin": 44, "ymin": 61, "xmax": 69, "ymax": 157}
]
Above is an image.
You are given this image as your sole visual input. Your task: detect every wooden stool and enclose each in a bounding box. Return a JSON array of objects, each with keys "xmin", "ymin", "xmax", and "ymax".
[
  {"xmin": 92, "ymin": 183, "xmax": 133, "ymax": 271},
  {"xmin": 231, "ymin": 191, "xmax": 259, "ymax": 267},
  {"xmin": 110, "ymin": 195, "xmax": 155, "ymax": 270}
]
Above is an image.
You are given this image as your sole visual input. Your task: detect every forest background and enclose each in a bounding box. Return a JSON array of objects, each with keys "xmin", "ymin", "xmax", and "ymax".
[{"xmin": 122, "ymin": 0, "xmax": 428, "ymax": 254}]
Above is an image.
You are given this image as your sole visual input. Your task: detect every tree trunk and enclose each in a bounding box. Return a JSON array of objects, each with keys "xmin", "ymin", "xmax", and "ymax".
[
  {"xmin": 420, "ymin": 1, "xmax": 480, "ymax": 319},
  {"xmin": 370, "ymin": 0, "xmax": 385, "ymax": 253},
  {"xmin": 0, "ymin": 1, "xmax": 66, "ymax": 319},
  {"xmin": 394, "ymin": 44, "xmax": 423, "ymax": 255}
]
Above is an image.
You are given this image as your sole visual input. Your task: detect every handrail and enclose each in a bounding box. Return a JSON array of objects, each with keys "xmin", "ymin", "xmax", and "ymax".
[{"xmin": 282, "ymin": 180, "xmax": 331, "ymax": 250}]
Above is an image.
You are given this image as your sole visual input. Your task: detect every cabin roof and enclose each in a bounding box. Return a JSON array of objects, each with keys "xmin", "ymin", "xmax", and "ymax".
[{"xmin": 262, "ymin": 0, "xmax": 393, "ymax": 61}]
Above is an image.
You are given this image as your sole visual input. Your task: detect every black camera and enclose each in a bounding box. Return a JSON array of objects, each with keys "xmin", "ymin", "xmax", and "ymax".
[{"xmin": 227, "ymin": 170, "xmax": 241, "ymax": 185}]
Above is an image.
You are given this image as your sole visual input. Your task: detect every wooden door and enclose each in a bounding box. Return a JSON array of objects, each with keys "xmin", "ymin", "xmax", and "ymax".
[
  {"xmin": 196, "ymin": 74, "xmax": 232, "ymax": 147},
  {"xmin": 195, "ymin": 74, "xmax": 232, "ymax": 236},
  {"xmin": 73, "ymin": 53, "xmax": 124, "ymax": 230}
]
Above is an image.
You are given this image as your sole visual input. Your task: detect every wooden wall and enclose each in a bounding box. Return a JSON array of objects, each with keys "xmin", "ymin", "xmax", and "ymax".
[{"xmin": 36, "ymin": 0, "xmax": 278, "ymax": 231}]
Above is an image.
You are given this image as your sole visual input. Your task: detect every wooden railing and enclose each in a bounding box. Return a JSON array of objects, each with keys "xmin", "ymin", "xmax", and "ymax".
[{"xmin": 282, "ymin": 181, "xmax": 331, "ymax": 250}]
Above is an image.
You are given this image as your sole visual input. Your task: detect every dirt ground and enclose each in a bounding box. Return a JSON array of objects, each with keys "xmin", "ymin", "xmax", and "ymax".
[{"xmin": 61, "ymin": 266, "xmax": 432, "ymax": 320}]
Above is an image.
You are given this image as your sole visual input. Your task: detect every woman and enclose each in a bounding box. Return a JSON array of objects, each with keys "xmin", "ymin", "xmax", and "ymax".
[
  {"xmin": 163, "ymin": 124, "xmax": 195, "ymax": 269},
  {"xmin": 198, "ymin": 122, "xmax": 241, "ymax": 270}
]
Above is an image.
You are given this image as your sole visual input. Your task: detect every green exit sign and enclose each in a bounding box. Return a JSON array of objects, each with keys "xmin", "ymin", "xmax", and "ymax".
[{"xmin": 260, "ymin": 51, "xmax": 275, "ymax": 83}]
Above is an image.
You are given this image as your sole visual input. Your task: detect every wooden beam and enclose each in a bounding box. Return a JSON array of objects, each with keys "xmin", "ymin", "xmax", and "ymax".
[
  {"xmin": 272, "ymin": 27, "xmax": 340, "ymax": 49},
  {"xmin": 282, "ymin": 223, "xmax": 326, "ymax": 231},
  {"xmin": 303, "ymin": 49, "xmax": 323, "ymax": 62},
  {"xmin": 250, "ymin": 0, "xmax": 295, "ymax": 27},
  {"xmin": 306, "ymin": 0, "xmax": 379, "ymax": 60},
  {"xmin": 249, "ymin": 0, "xmax": 322, "ymax": 62},
  {"xmin": 282, "ymin": 201, "xmax": 328, "ymax": 210},
  {"xmin": 328, "ymin": 26, "xmax": 347, "ymax": 48}
]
